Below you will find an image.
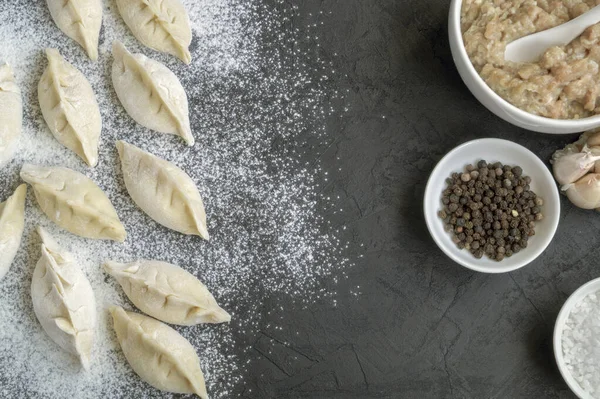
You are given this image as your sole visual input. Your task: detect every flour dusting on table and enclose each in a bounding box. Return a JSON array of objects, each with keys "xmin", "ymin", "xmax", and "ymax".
[{"xmin": 0, "ymin": 0, "xmax": 348, "ymax": 397}]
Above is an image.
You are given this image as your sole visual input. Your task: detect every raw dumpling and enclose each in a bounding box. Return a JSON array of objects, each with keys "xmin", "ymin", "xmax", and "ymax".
[
  {"xmin": 0, "ymin": 64, "xmax": 22, "ymax": 168},
  {"xmin": 46, "ymin": 0, "xmax": 102, "ymax": 60},
  {"xmin": 104, "ymin": 259, "xmax": 230, "ymax": 325},
  {"xmin": 112, "ymin": 41, "xmax": 194, "ymax": 146},
  {"xmin": 39, "ymin": 49, "xmax": 102, "ymax": 167},
  {"xmin": 115, "ymin": 0, "xmax": 192, "ymax": 64},
  {"xmin": 20, "ymin": 164, "xmax": 126, "ymax": 241},
  {"xmin": 116, "ymin": 141, "xmax": 207, "ymax": 238},
  {"xmin": 109, "ymin": 306, "xmax": 208, "ymax": 398},
  {"xmin": 0, "ymin": 185, "xmax": 27, "ymax": 281},
  {"xmin": 31, "ymin": 227, "xmax": 96, "ymax": 370}
]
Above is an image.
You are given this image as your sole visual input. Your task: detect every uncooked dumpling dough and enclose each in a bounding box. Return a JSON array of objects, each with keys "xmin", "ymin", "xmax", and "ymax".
[
  {"xmin": 115, "ymin": 0, "xmax": 192, "ymax": 63},
  {"xmin": 0, "ymin": 184, "xmax": 26, "ymax": 281},
  {"xmin": 39, "ymin": 49, "xmax": 102, "ymax": 167},
  {"xmin": 104, "ymin": 259, "xmax": 230, "ymax": 325},
  {"xmin": 46, "ymin": 0, "xmax": 102, "ymax": 60},
  {"xmin": 31, "ymin": 227, "xmax": 96, "ymax": 370},
  {"xmin": 20, "ymin": 164, "xmax": 126, "ymax": 242},
  {"xmin": 109, "ymin": 306, "xmax": 209, "ymax": 398},
  {"xmin": 0, "ymin": 64, "xmax": 22, "ymax": 168},
  {"xmin": 112, "ymin": 41, "xmax": 194, "ymax": 146},
  {"xmin": 116, "ymin": 141, "xmax": 208, "ymax": 239}
]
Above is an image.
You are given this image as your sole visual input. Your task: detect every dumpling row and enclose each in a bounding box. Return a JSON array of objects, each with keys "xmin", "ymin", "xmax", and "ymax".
[
  {"xmin": 5, "ymin": 4, "xmax": 221, "ymax": 397},
  {"xmin": 104, "ymin": 259, "xmax": 230, "ymax": 398},
  {"xmin": 17, "ymin": 40, "xmax": 193, "ymax": 169},
  {"xmin": 18, "ymin": 142, "xmax": 209, "ymax": 243},
  {"xmin": 22, "ymin": 226, "xmax": 227, "ymax": 399},
  {"xmin": 46, "ymin": 0, "xmax": 192, "ymax": 63}
]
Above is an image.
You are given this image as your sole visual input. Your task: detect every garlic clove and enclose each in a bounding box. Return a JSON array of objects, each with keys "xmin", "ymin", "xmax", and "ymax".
[
  {"xmin": 586, "ymin": 131, "xmax": 600, "ymax": 147},
  {"xmin": 551, "ymin": 143, "xmax": 580, "ymax": 163},
  {"xmin": 552, "ymin": 145, "xmax": 600, "ymax": 186},
  {"xmin": 575, "ymin": 129, "xmax": 600, "ymax": 150},
  {"xmin": 563, "ymin": 173, "xmax": 600, "ymax": 209}
]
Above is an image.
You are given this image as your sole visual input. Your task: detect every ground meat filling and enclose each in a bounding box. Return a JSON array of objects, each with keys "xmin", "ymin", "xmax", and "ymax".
[{"xmin": 462, "ymin": 0, "xmax": 600, "ymax": 119}]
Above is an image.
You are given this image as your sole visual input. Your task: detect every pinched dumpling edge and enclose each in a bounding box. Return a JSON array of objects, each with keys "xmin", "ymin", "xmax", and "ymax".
[
  {"xmin": 31, "ymin": 226, "xmax": 96, "ymax": 370},
  {"xmin": 46, "ymin": 0, "xmax": 102, "ymax": 60},
  {"xmin": 104, "ymin": 259, "xmax": 231, "ymax": 325},
  {"xmin": 0, "ymin": 184, "xmax": 27, "ymax": 281},
  {"xmin": 0, "ymin": 63, "xmax": 22, "ymax": 168},
  {"xmin": 38, "ymin": 48, "xmax": 102, "ymax": 167},
  {"xmin": 111, "ymin": 41, "xmax": 194, "ymax": 146},
  {"xmin": 115, "ymin": 0, "xmax": 192, "ymax": 63},
  {"xmin": 109, "ymin": 306, "xmax": 209, "ymax": 398},
  {"xmin": 20, "ymin": 164, "xmax": 126, "ymax": 242},
  {"xmin": 116, "ymin": 140, "xmax": 207, "ymax": 239}
]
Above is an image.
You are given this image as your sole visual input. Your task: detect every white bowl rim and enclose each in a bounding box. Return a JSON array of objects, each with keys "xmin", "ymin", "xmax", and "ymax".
[
  {"xmin": 449, "ymin": 0, "xmax": 600, "ymax": 128},
  {"xmin": 553, "ymin": 277, "xmax": 600, "ymax": 399},
  {"xmin": 423, "ymin": 138, "xmax": 560, "ymax": 273}
]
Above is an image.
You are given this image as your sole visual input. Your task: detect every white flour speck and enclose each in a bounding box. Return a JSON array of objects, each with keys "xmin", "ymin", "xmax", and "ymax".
[{"xmin": 0, "ymin": 0, "xmax": 349, "ymax": 398}]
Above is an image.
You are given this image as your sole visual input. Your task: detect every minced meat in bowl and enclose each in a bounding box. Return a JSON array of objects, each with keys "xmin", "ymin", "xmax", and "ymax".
[{"xmin": 462, "ymin": 0, "xmax": 600, "ymax": 119}]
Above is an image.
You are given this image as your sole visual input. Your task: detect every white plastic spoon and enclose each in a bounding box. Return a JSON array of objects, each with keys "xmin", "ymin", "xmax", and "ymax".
[{"xmin": 504, "ymin": 5, "xmax": 600, "ymax": 63}]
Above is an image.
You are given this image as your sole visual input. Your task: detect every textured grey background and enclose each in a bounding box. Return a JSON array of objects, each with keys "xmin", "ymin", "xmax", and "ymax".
[{"xmin": 247, "ymin": 0, "xmax": 585, "ymax": 398}]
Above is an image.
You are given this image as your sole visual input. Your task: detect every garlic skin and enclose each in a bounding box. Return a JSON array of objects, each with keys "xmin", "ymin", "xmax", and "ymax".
[
  {"xmin": 589, "ymin": 146, "xmax": 600, "ymax": 173},
  {"xmin": 552, "ymin": 145, "xmax": 600, "ymax": 186},
  {"xmin": 563, "ymin": 173, "xmax": 600, "ymax": 209}
]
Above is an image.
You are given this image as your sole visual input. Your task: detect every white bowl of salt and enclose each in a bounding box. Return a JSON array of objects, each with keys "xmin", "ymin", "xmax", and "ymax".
[{"xmin": 555, "ymin": 277, "xmax": 600, "ymax": 399}]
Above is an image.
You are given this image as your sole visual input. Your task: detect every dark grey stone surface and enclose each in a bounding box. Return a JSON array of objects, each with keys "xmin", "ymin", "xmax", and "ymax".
[{"xmin": 248, "ymin": 0, "xmax": 585, "ymax": 398}]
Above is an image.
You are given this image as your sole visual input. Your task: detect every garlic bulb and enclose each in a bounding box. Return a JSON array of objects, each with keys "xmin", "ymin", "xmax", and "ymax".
[
  {"xmin": 563, "ymin": 173, "xmax": 600, "ymax": 209},
  {"xmin": 552, "ymin": 145, "xmax": 600, "ymax": 185}
]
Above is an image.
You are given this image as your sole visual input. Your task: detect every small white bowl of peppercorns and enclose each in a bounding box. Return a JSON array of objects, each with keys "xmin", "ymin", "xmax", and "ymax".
[{"xmin": 424, "ymin": 138, "xmax": 560, "ymax": 273}]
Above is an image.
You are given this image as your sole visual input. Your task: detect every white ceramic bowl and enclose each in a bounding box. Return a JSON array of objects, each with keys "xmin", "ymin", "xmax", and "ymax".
[
  {"xmin": 449, "ymin": 0, "xmax": 600, "ymax": 133},
  {"xmin": 424, "ymin": 138, "xmax": 560, "ymax": 273},
  {"xmin": 554, "ymin": 277, "xmax": 600, "ymax": 399}
]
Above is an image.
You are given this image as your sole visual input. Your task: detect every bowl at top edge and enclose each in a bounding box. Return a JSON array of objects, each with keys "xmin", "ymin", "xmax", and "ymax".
[
  {"xmin": 554, "ymin": 277, "xmax": 600, "ymax": 399},
  {"xmin": 448, "ymin": 0, "xmax": 600, "ymax": 134},
  {"xmin": 424, "ymin": 138, "xmax": 560, "ymax": 273}
]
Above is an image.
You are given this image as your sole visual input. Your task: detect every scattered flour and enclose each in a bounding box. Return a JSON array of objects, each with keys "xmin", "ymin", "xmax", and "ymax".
[
  {"xmin": 562, "ymin": 290, "xmax": 600, "ymax": 398},
  {"xmin": 0, "ymin": 0, "xmax": 349, "ymax": 397}
]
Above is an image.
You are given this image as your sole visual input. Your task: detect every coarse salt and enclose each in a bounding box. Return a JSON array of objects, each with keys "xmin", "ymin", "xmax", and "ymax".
[{"xmin": 563, "ymin": 289, "xmax": 600, "ymax": 398}]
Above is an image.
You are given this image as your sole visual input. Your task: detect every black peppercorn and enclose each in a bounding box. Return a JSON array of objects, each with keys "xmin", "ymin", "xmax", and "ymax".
[{"xmin": 438, "ymin": 160, "xmax": 542, "ymax": 262}]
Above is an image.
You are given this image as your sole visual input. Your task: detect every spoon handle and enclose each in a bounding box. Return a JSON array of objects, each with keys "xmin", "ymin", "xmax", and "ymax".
[{"xmin": 505, "ymin": 4, "xmax": 600, "ymax": 63}]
